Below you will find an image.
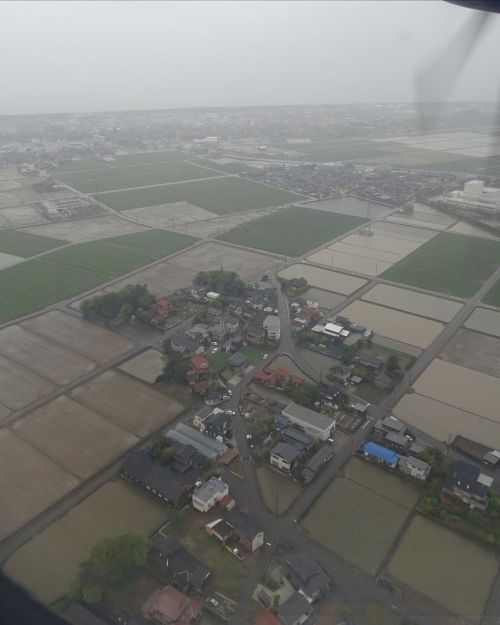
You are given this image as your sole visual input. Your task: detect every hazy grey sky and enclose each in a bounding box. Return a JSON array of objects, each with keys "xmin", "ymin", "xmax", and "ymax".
[{"xmin": 0, "ymin": 1, "xmax": 499, "ymax": 115}]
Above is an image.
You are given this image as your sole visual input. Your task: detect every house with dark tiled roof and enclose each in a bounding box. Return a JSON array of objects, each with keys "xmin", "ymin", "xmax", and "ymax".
[{"xmin": 150, "ymin": 537, "xmax": 211, "ymax": 593}]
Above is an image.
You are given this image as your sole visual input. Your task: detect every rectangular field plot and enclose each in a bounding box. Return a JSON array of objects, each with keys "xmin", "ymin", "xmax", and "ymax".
[
  {"xmin": 0, "ymin": 230, "xmax": 195, "ymax": 324},
  {"xmin": 44, "ymin": 229, "xmax": 196, "ymax": 276},
  {"xmin": 302, "ymin": 466, "xmax": 413, "ymax": 574},
  {"xmin": 95, "ymin": 176, "xmax": 305, "ymax": 214},
  {"xmin": 440, "ymin": 328, "xmax": 500, "ymax": 378},
  {"xmin": 465, "ymin": 307, "xmax": 500, "ymax": 338},
  {"xmin": 122, "ymin": 202, "xmax": 218, "ymax": 229},
  {"xmin": 166, "ymin": 242, "xmax": 283, "ymax": 283},
  {"xmin": 304, "ymin": 287, "xmax": 345, "ymax": 310},
  {"xmin": 104, "ymin": 261, "xmax": 197, "ymax": 298},
  {"xmin": 383, "ymin": 232, "xmax": 500, "ymax": 298},
  {"xmin": 362, "ymin": 283, "xmax": 462, "ymax": 321},
  {"xmin": 256, "ymin": 467, "xmax": 302, "ymax": 515},
  {"xmin": 283, "ymin": 140, "xmax": 398, "ymax": 162},
  {"xmin": 414, "ymin": 358, "xmax": 500, "ymax": 423},
  {"xmin": 58, "ymin": 160, "xmax": 221, "ymax": 193},
  {"xmin": 385, "ymin": 203, "xmax": 456, "ymax": 230},
  {"xmin": 388, "ymin": 515, "xmax": 497, "ymax": 623},
  {"xmin": 0, "ymin": 325, "xmax": 95, "ymax": 385},
  {"xmin": 394, "ymin": 392, "xmax": 500, "ymax": 449},
  {"xmin": 4, "ymin": 480, "xmax": 169, "ymax": 603},
  {"xmin": 448, "ymin": 221, "xmax": 499, "ymax": 240},
  {"xmin": 345, "ymin": 457, "xmax": 420, "ymax": 509},
  {"xmin": 11, "ymin": 396, "xmax": 138, "ymax": 480},
  {"xmin": 303, "ymin": 197, "xmax": 389, "ymax": 218},
  {"xmin": 55, "ymin": 159, "xmax": 110, "ymax": 173},
  {"xmin": 0, "ymin": 251, "xmax": 22, "ymax": 270},
  {"xmin": 0, "ymin": 430, "xmax": 79, "ymax": 542},
  {"xmin": 22, "ymin": 311, "xmax": 135, "ymax": 364},
  {"xmin": 0, "ymin": 354, "xmax": 54, "ymax": 411},
  {"xmin": 111, "ymin": 149, "xmax": 189, "ymax": 165},
  {"xmin": 278, "ymin": 264, "xmax": 367, "ymax": 295},
  {"xmin": 0, "ymin": 230, "xmax": 66, "ymax": 257},
  {"xmin": 307, "ymin": 223, "xmax": 436, "ymax": 277},
  {"xmin": 484, "ymin": 276, "xmax": 500, "ymax": 308},
  {"xmin": 22, "ymin": 215, "xmax": 150, "ymax": 244},
  {"xmin": 217, "ymin": 206, "xmax": 365, "ymax": 256},
  {"xmin": 337, "ymin": 300, "xmax": 444, "ymax": 349},
  {"xmin": 118, "ymin": 349, "xmax": 164, "ymax": 383},
  {"xmin": 70, "ymin": 370, "xmax": 183, "ymax": 437}
]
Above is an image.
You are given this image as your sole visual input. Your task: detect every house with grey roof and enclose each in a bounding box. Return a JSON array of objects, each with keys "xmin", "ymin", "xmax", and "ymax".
[
  {"xmin": 282, "ymin": 402, "xmax": 335, "ymax": 441},
  {"xmin": 300, "ymin": 445, "xmax": 333, "ymax": 483},
  {"xmin": 277, "ymin": 592, "xmax": 313, "ymax": 625},
  {"xmin": 283, "ymin": 550, "xmax": 329, "ymax": 600},
  {"xmin": 270, "ymin": 442, "xmax": 303, "ymax": 473}
]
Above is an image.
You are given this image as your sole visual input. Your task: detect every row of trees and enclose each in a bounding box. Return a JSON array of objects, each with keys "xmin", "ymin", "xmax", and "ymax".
[{"xmin": 80, "ymin": 284, "xmax": 155, "ymax": 321}]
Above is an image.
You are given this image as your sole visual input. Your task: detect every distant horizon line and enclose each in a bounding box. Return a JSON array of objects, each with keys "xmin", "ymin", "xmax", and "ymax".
[{"xmin": 0, "ymin": 100, "xmax": 497, "ymax": 120}]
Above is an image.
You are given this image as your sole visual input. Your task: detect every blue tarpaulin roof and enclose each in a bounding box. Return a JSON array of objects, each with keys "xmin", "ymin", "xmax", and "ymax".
[{"xmin": 363, "ymin": 441, "xmax": 401, "ymax": 465}]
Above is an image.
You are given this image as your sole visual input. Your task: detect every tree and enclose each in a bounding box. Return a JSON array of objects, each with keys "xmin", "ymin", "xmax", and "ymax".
[
  {"xmin": 290, "ymin": 383, "xmax": 320, "ymax": 409},
  {"xmin": 159, "ymin": 446, "xmax": 175, "ymax": 463},
  {"xmin": 387, "ymin": 355, "xmax": 399, "ymax": 372},
  {"xmin": 76, "ymin": 534, "xmax": 148, "ymax": 602}
]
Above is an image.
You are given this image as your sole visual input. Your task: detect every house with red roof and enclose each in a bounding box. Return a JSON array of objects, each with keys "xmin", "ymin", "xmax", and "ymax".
[{"xmin": 142, "ymin": 585, "xmax": 202, "ymax": 625}]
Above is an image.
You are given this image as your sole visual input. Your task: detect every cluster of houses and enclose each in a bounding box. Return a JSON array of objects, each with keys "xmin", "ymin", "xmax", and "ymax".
[
  {"xmin": 254, "ymin": 367, "xmax": 305, "ymax": 389},
  {"xmin": 360, "ymin": 416, "xmax": 495, "ymax": 512},
  {"xmin": 170, "ymin": 281, "xmax": 280, "ymax": 364},
  {"xmin": 289, "ymin": 299, "xmax": 321, "ymax": 332}
]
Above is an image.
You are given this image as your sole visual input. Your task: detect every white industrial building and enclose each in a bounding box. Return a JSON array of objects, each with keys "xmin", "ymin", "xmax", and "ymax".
[{"xmin": 443, "ymin": 180, "xmax": 500, "ymax": 215}]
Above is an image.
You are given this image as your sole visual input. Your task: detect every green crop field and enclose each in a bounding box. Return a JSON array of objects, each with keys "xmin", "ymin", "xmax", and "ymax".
[
  {"xmin": 55, "ymin": 159, "xmax": 110, "ymax": 173},
  {"xmin": 383, "ymin": 232, "xmax": 500, "ymax": 298},
  {"xmin": 218, "ymin": 205, "xmax": 365, "ymax": 255},
  {"xmin": 95, "ymin": 176, "xmax": 305, "ymax": 214},
  {"xmin": 415, "ymin": 154, "xmax": 500, "ymax": 176},
  {"xmin": 0, "ymin": 231, "xmax": 66, "ymax": 257},
  {"xmin": 111, "ymin": 150, "xmax": 189, "ymax": 166},
  {"xmin": 483, "ymin": 277, "xmax": 500, "ymax": 307},
  {"xmin": 0, "ymin": 230, "xmax": 196, "ymax": 323},
  {"xmin": 57, "ymin": 160, "xmax": 221, "ymax": 193}
]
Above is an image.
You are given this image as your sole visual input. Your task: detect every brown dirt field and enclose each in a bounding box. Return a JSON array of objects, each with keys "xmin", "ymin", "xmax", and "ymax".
[
  {"xmin": 69, "ymin": 370, "xmax": 184, "ymax": 437},
  {"xmin": 344, "ymin": 457, "xmax": 420, "ymax": 509},
  {"xmin": 338, "ymin": 300, "xmax": 444, "ymax": 349},
  {"xmin": 465, "ymin": 307, "xmax": 500, "ymax": 338},
  {"xmin": 256, "ymin": 467, "xmax": 302, "ymax": 515},
  {"xmin": 414, "ymin": 359, "xmax": 500, "ymax": 423},
  {"xmin": 169, "ymin": 242, "xmax": 282, "ymax": 282},
  {"xmin": 4, "ymin": 480, "xmax": 169, "ymax": 603},
  {"xmin": 0, "ymin": 353, "xmax": 55, "ymax": 411},
  {"xmin": 362, "ymin": 284, "xmax": 462, "ymax": 322},
  {"xmin": 0, "ymin": 430, "xmax": 79, "ymax": 542},
  {"xmin": 0, "ymin": 325, "xmax": 95, "ymax": 385},
  {"xmin": 22, "ymin": 311, "xmax": 136, "ymax": 364},
  {"xmin": 277, "ymin": 263, "xmax": 367, "ymax": 294},
  {"xmin": 11, "ymin": 396, "xmax": 138, "ymax": 480},
  {"xmin": 118, "ymin": 349, "xmax": 164, "ymax": 383},
  {"xmin": 388, "ymin": 515, "xmax": 498, "ymax": 624},
  {"xmin": 439, "ymin": 328, "xmax": 500, "ymax": 379},
  {"xmin": 23, "ymin": 215, "xmax": 148, "ymax": 243},
  {"xmin": 104, "ymin": 260, "xmax": 196, "ymax": 297}
]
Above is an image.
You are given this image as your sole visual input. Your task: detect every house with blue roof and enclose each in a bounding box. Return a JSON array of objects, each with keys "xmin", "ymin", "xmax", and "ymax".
[{"xmin": 362, "ymin": 441, "xmax": 401, "ymax": 468}]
